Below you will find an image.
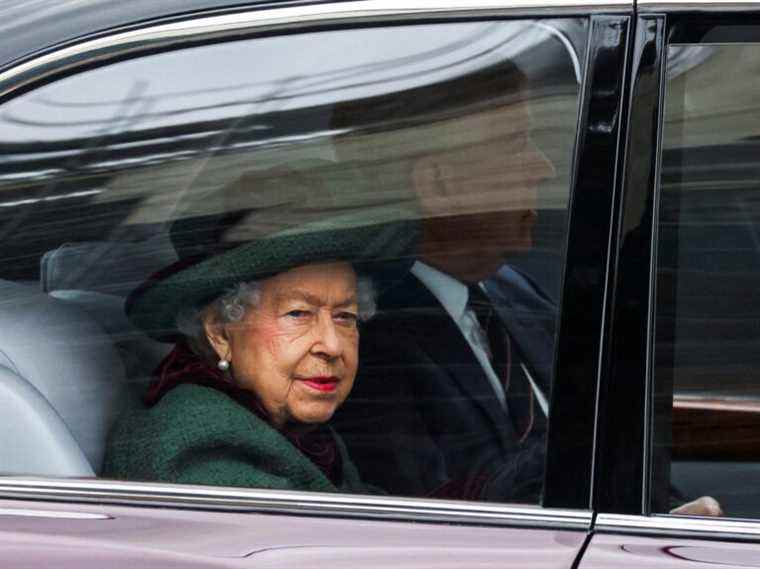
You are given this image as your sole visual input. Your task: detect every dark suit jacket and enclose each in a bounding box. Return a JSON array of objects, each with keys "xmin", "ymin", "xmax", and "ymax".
[{"xmin": 334, "ymin": 264, "xmax": 557, "ymax": 501}]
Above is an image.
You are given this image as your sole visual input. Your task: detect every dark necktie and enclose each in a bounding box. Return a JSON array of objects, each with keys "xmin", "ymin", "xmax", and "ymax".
[{"xmin": 467, "ymin": 284, "xmax": 536, "ymax": 442}]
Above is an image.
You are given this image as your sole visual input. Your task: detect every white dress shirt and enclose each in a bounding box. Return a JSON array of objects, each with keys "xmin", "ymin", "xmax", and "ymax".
[
  {"xmin": 411, "ymin": 261, "xmax": 507, "ymax": 409},
  {"xmin": 410, "ymin": 261, "xmax": 549, "ymax": 417}
]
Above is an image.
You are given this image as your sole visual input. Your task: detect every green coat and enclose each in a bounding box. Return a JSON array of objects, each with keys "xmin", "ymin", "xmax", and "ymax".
[{"xmin": 103, "ymin": 384, "xmax": 367, "ymax": 493}]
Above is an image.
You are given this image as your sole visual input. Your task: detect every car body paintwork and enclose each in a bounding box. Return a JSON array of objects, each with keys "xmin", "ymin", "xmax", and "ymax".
[{"xmin": 0, "ymin": 498, "xmax": 587, "ymax": 568}]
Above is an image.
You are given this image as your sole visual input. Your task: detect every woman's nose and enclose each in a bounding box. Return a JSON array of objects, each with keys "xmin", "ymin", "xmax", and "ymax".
[{"xmin": 311, "ymin": 312, "xmax": 342, "ymax": 358}]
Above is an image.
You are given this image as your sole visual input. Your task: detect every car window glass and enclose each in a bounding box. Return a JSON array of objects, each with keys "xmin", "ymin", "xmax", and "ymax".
[
  {"xmin": 0, "ymin": 18, "xmax": 586, "ymax": 504},
  {"xmin": 653, "ymin": 42, "xmax": 760, "ymax": 518}
]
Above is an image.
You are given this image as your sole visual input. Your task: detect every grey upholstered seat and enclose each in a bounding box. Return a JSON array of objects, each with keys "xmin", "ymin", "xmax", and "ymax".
[
  {"xmin": 4, "ymin": 238, "xmax": 176, "ymax": 477},
  {"xmin": 41, "ymin": 239, "xmax": 175, "ymax": 382},
  {"xmin": 0, "ymin": 280, "xmax": 126, "ymax": 476},
  {"xmin": 50, "ymin": 289, "xmax": 171, "ymax": 384},
  {"xmin": 0, "ymin": 367, "xmax": 93, "ymax": 476}
]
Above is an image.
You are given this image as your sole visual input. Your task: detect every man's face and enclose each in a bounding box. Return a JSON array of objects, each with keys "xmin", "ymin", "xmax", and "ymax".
[
  {"xmin": 205, "ymin": 262, "xmax": 360, "ymax": 429},
  {"xmin": 413, "ymin": 100, "xmax": 555, "ymax": 282}
]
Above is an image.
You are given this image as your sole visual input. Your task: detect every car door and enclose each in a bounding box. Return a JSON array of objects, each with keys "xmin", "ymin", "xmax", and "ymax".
[
  {"xmin": 0, "ymin": 1, "xmax": 628, "ymax": 566},
  {"xmin": 580, "ymin": 1, "xmax": 760, "ymax": 567}
]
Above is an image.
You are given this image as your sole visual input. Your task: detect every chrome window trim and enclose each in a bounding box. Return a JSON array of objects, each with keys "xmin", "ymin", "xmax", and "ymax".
[
  {"xmin": 0, "ymin": 478, "xmax": 591, "ymax": 530},
  {"xmin": 596, "ymin": 513, "xmax": 760, "ymax": 541},
  {"xmin": 0, "ymin": 507, "xmax": 110, "ymax": 520},
  {"xmin": 0, "ymin": 0, "xmax": 628, "ymax": 101},
  {"xmin": 639, "ymin": 0, "xmax": 760, "ymax": 12}
]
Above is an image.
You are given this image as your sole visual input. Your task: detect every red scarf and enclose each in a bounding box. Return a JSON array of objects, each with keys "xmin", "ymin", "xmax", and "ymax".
[{"xmin": 145, "ymin": 342, "xmax": 343, "ymax": 486}]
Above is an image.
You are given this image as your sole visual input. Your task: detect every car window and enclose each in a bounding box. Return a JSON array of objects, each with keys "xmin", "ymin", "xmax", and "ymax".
[
  {"xmin": 0, "ymin": 18, "xmax": 586, "ymax": 505},
  {"xmin": 652, "ymin": 39, "xmax": 760, "ymax": 518}
]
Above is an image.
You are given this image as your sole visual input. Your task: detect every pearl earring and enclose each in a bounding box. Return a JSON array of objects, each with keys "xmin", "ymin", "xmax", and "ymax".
[{"xmin": 217, "ymin": 359, "xmax": 230, "ymax": 371}]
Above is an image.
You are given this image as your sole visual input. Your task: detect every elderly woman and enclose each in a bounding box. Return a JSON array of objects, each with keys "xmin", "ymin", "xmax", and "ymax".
[{"xmin": 103, "ymin": 163, "xmax": 415, "ymax": 493}]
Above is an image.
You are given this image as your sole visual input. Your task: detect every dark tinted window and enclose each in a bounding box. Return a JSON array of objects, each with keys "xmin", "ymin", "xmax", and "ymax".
[
  {"xmin": 0, "ymin": 19, "xmax": 586, "ymax": 504},
  {"xmin": 654, "ymin": 42, "xmax": 760, "ymax": 518}
]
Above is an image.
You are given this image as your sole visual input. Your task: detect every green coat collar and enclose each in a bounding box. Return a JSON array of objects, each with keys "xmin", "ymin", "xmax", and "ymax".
[{"xmin": 104, "ymin": 384, "xmax": 367, "ymax": 493}]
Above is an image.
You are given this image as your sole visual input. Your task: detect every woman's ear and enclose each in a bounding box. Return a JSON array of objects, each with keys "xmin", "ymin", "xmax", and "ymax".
[{"xmin": 202, "ymin": 311, "xmax": 230, "ymax": 361}]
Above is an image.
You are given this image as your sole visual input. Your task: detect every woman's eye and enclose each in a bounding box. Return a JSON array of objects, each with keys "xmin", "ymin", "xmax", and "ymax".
[
  {"xmin": 285, "ymin": 310, "xmax": 311, "ymax": 319},
  {"xmin": 335, "ymin": 311, "xmax": 358, "ymax": 324}
]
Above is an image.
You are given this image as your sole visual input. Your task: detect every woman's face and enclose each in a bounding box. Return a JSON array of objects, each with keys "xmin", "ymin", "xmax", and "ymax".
[{"xmin": 204, "ymin": 262, "xmax": 360, "ymax": 429}]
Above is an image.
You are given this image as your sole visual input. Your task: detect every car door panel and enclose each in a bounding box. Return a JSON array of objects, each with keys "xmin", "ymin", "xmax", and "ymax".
[
  {"xmin": 581, "ymin": 533, "xmax": 760, "ymax": 569},
  {"xmin": 0, "ymin": 497, "xmax": 589, "ymax": 568}
]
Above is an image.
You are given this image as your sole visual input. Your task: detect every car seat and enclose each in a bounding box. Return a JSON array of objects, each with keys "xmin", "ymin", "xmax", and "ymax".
[{"xmin": 0, "ymin": 280, "xmax": 126, "ymax": 476}]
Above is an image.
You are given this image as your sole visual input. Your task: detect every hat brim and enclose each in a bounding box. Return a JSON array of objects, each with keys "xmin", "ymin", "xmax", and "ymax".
[{"xmin": 127, "ymin": 219, "xmax": 418, "ymax": 341}]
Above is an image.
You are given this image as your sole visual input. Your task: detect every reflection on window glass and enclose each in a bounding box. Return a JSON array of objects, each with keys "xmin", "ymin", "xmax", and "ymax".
[
  {"xmin": 0, "ymin": 19, "xmax": 585, "ymax": 503},
  {"xmin": 654, "ymin": 43, "xmax": 760, "ymax": 518}
]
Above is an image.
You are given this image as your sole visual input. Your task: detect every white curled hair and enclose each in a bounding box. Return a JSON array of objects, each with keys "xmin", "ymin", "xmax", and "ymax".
[{"xmin": 176, "ymin": 276, "xmax": 377, "ymax": 360}]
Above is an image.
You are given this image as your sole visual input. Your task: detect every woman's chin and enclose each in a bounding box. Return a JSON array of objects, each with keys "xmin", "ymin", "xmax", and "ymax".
[{"xmin": 288, "ymin": 403, "xmax": 338, "ymax": 427}]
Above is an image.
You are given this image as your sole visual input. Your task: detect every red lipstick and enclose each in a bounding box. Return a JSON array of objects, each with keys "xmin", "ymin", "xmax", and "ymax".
[{"xmin": 300, "ymin": 376, "xmax": 338, "ymax": 392}]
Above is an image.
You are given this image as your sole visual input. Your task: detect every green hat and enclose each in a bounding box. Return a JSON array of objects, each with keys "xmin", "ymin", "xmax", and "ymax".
[{"xmin": 126, "ymin": 161, "xmax": 419, "ymax": 341}]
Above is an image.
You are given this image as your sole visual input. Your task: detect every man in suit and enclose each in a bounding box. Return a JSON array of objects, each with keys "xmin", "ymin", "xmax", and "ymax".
[
  {"xmin": 333, "ymin": 60, "xmax": 558, "ymax": 501},
  {"xmin": 332, "ymin": 58, "xmax": 724, "ymax": 513}
]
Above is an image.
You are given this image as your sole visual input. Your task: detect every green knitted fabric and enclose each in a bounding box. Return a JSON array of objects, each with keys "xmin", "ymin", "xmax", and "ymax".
[{"xmin": 102, "ymin": 384, "xmax": 367, "ymax": 493}]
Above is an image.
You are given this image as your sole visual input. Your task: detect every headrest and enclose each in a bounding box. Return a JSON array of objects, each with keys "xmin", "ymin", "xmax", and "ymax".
[{"xmin": 40, "ymin": 237, "xmax": 177, "ymax": 296}]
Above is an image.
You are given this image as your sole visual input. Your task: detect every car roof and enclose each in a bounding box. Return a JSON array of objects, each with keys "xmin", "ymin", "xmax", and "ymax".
[{"xmin": 0, "ymin": 0, "xmax": 310, "ymax": 70}]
